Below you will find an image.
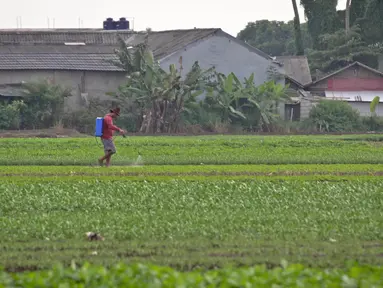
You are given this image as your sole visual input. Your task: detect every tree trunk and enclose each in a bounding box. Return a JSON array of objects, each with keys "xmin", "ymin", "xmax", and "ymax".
[
  {"xmin": 292, "ymin": 0, "xmax": 304, "ymax": 55},
  {"xmin": 345, "ymin": 0, "xmax": 352, "ymax": 35}
]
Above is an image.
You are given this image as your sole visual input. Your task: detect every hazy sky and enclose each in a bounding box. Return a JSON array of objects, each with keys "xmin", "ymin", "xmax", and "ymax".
[{"xmin": 2, "ymin": 0, "xmax": 347, "ymax": 36}]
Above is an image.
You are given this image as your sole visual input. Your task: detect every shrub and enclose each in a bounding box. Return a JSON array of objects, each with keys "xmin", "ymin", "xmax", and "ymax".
[
  {"xmin": 0, "ymin": 100, "xmax": 26, "ymax": 130},
  {"xmin": 308, "ymin": 100, "xmax": 362, "ymax": 132},
  {"xmin": 20, "ymin": 80, "xmax": 71, "ymax": 129},
  {"xmin": 361, "ymin": 116, "xmax": 383, "ymax": 132}
]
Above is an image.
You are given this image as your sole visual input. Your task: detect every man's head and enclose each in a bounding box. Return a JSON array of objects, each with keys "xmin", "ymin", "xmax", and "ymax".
[{"xmin": 109, "ymin": 107, "xmax": 120, "ymax": 118}]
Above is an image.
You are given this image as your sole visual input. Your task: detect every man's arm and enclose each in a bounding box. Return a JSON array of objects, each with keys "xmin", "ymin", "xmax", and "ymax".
[{"xmin": 105, "ymin": 117, "xmax": 123, "ymax": 133}]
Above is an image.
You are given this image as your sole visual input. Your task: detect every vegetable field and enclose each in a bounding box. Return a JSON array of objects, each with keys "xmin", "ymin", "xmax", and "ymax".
[
  {"xmin": 1, "ymin": 135, "xmax": 382, "ymax": 287},
  {"xmin": 1, "ymin": 134, "xmax": 383, "ymax": 165}
]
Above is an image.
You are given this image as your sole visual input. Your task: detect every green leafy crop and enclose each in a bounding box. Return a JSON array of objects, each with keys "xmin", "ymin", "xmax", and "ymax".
[
  {"xmin": 0, "ymin": 135, "xmax": 382, "ymax": 165},
  {"xmin": 1, "ymin": 262, "xmax": 382, "ymax": 287}
]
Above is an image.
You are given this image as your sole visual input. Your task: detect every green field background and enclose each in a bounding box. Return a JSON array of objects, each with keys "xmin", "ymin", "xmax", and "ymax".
[
  {"xmin": 1, "ymin": 134, "xmax": 382, "ymax": 165},
  {"xmin": 1, "ymin": 135, "xmax": 382, "ymax": 286}
]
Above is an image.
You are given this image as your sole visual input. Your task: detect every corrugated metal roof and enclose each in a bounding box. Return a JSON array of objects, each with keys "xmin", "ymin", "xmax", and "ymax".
[
  {"xmin": 0, "ymin": 53, "xmax": 123, "ymax": 71},
  {"xmin": 274, "ymin": 56, "xmax": 312, "ymax": 86},
  {"xmin": 0, "ymin": 28, "xmax": 219, "ymax": 49},
  {"xmin": 0, "ymin": 28, "xmax": 221, "ymax": 71},
  {"xmin": 124, "ymin": 29, "xmax": 220, "ymax": 59},
  {"xmin": 0, "ymin": 45, "xmax": 116, "ymax": 54},
  {"xmin": 0, "ymin": 29, "xmax": 132, "ymax": 45},
  {"xmin": 325, "ymin": 91, "xmax": 383, "ymax": 102}
]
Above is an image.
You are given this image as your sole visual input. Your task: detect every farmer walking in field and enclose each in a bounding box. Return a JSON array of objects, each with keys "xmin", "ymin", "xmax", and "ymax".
[{"xmin": 98, "ymin": 107, "xmax": 125, "ymax": 167}]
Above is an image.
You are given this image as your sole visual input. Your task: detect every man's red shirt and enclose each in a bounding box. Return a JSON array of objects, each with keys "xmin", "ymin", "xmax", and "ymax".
[{"xmin": 102, "ymin": 114, "xmax": 121, "ymax": 139}]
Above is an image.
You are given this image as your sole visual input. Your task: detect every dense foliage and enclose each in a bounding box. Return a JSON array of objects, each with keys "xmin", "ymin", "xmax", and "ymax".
[
  {"xmin": 0, "ymin": 80, "xmax": 71, "ymax": 130},
  {"xmin": 237, "ymin": 0, "xmax": 383, "ymax": 73},
  {"xmin": 237, "ymin": 20, "xmax": 312, "ymax": 56}
]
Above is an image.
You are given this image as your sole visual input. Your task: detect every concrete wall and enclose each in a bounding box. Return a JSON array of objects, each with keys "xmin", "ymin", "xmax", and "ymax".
[
  {"xmin": 159, "ymin": 33, "xmax": 283, "ymax": 87},
  {"xmin": 298, "ymin": 97, "xmax": 382, "ymax": 119},
  {"xmin": 300, "ymin": 98, "xmax": 314, "ymax": 119},
  {"xmin": 350, "ymin": 102, "xmax": 382, "ymax": 116},
  {"xmin": 0, "ymin": 70, "xmax": 126, "ymax": 111}
]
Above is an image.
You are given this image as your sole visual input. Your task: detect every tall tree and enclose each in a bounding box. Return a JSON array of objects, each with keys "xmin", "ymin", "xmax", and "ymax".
[
  {"xmin": 358, "ymin": 0, "xmax": 383, "ymax": 44},
  {"xmin": 307, "ymin": 25, "xmax": 381, "ymax": 73},
  {"xmin": 338, "ymin": 0, "xmax": 368, "ymax": 31},
  {"xmin": 300, "ymin": 0, "xmax": 340, "ymax": 46},
  {"xmin": 346, "ymin": 0, "xmax": 352, "ymax": 34},
  {"xmin": 237, "ymin": 20, "xmax": 294, "ymax": 56},
  {"xmin": 292, "ymin": 0, "xmax": 304, "ymax": 55},
  {"xmin": 350, "ymin": 0, "xmax": 368, "ymax": 24}
]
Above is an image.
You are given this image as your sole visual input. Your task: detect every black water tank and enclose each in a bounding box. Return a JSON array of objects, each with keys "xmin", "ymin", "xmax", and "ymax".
[
  {"xmin": 118, "ymin": 17, "xmax": 130, "ymax": 30},
  {"xmin": 112, "ymin": 20, "xmax": 118, "ymax": 29},
  {"xmin": 103, "ymin": 18, "xmax": 114, "ymax": 30}
]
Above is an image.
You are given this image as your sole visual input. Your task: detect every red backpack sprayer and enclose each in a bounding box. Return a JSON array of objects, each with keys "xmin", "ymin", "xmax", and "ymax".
[{"xmin": 94, "ymin": 116, "xmax": 143, "ymax": 166}]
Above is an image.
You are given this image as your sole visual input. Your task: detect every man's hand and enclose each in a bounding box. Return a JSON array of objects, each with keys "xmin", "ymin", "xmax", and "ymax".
[{"xmin": 119, "ymin": 129, "xmax": 126, "ymax": 135}]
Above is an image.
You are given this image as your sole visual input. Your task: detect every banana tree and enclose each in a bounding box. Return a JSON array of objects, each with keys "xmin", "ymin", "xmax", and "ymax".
[
  {"xmin": 108, "ymin": 34, "xmax": 156, "ymax": 74},
  {"xmin": 110, "ymin": 38, "xmax": 216, "ymax": 133},
  {"xmin": 370, "ymin": 96, "xmax": 380, "ymax": 116},
  {"xmin": 206, "ymin": 72, "xmax": 247, "ymax": 123},
  {"xmin": 163, "ymin": 60, "xmax": 216, "ymax": 132},
  {"xmin": 241, "ymin": 77, "xmax": 289, "ymax": 131}
]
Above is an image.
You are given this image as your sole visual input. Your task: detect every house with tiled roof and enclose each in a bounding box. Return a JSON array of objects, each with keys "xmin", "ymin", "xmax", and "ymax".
[{"xmin": 0, "ymin": 27, "xmax": 309, "ymax": 113}]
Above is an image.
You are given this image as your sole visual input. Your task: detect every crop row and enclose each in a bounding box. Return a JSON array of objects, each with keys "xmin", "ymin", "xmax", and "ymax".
[
  {"xmin": 2, "ymin": 179, "xmax": 382, "ymax": 242},
  {"xmin": 0, "ymin": 135, "xmax": 382, "ymax": 165},
  {"xmin": 0, "ymin": 164, "xmax": 382, "ymax": 177},
  {"xmin": 1, "ymin": 262, "xmax": 383, "ymax": 287},
  {"xmin": 1, "ymin": 178, "xmax": 383, "ymax": 271}
]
